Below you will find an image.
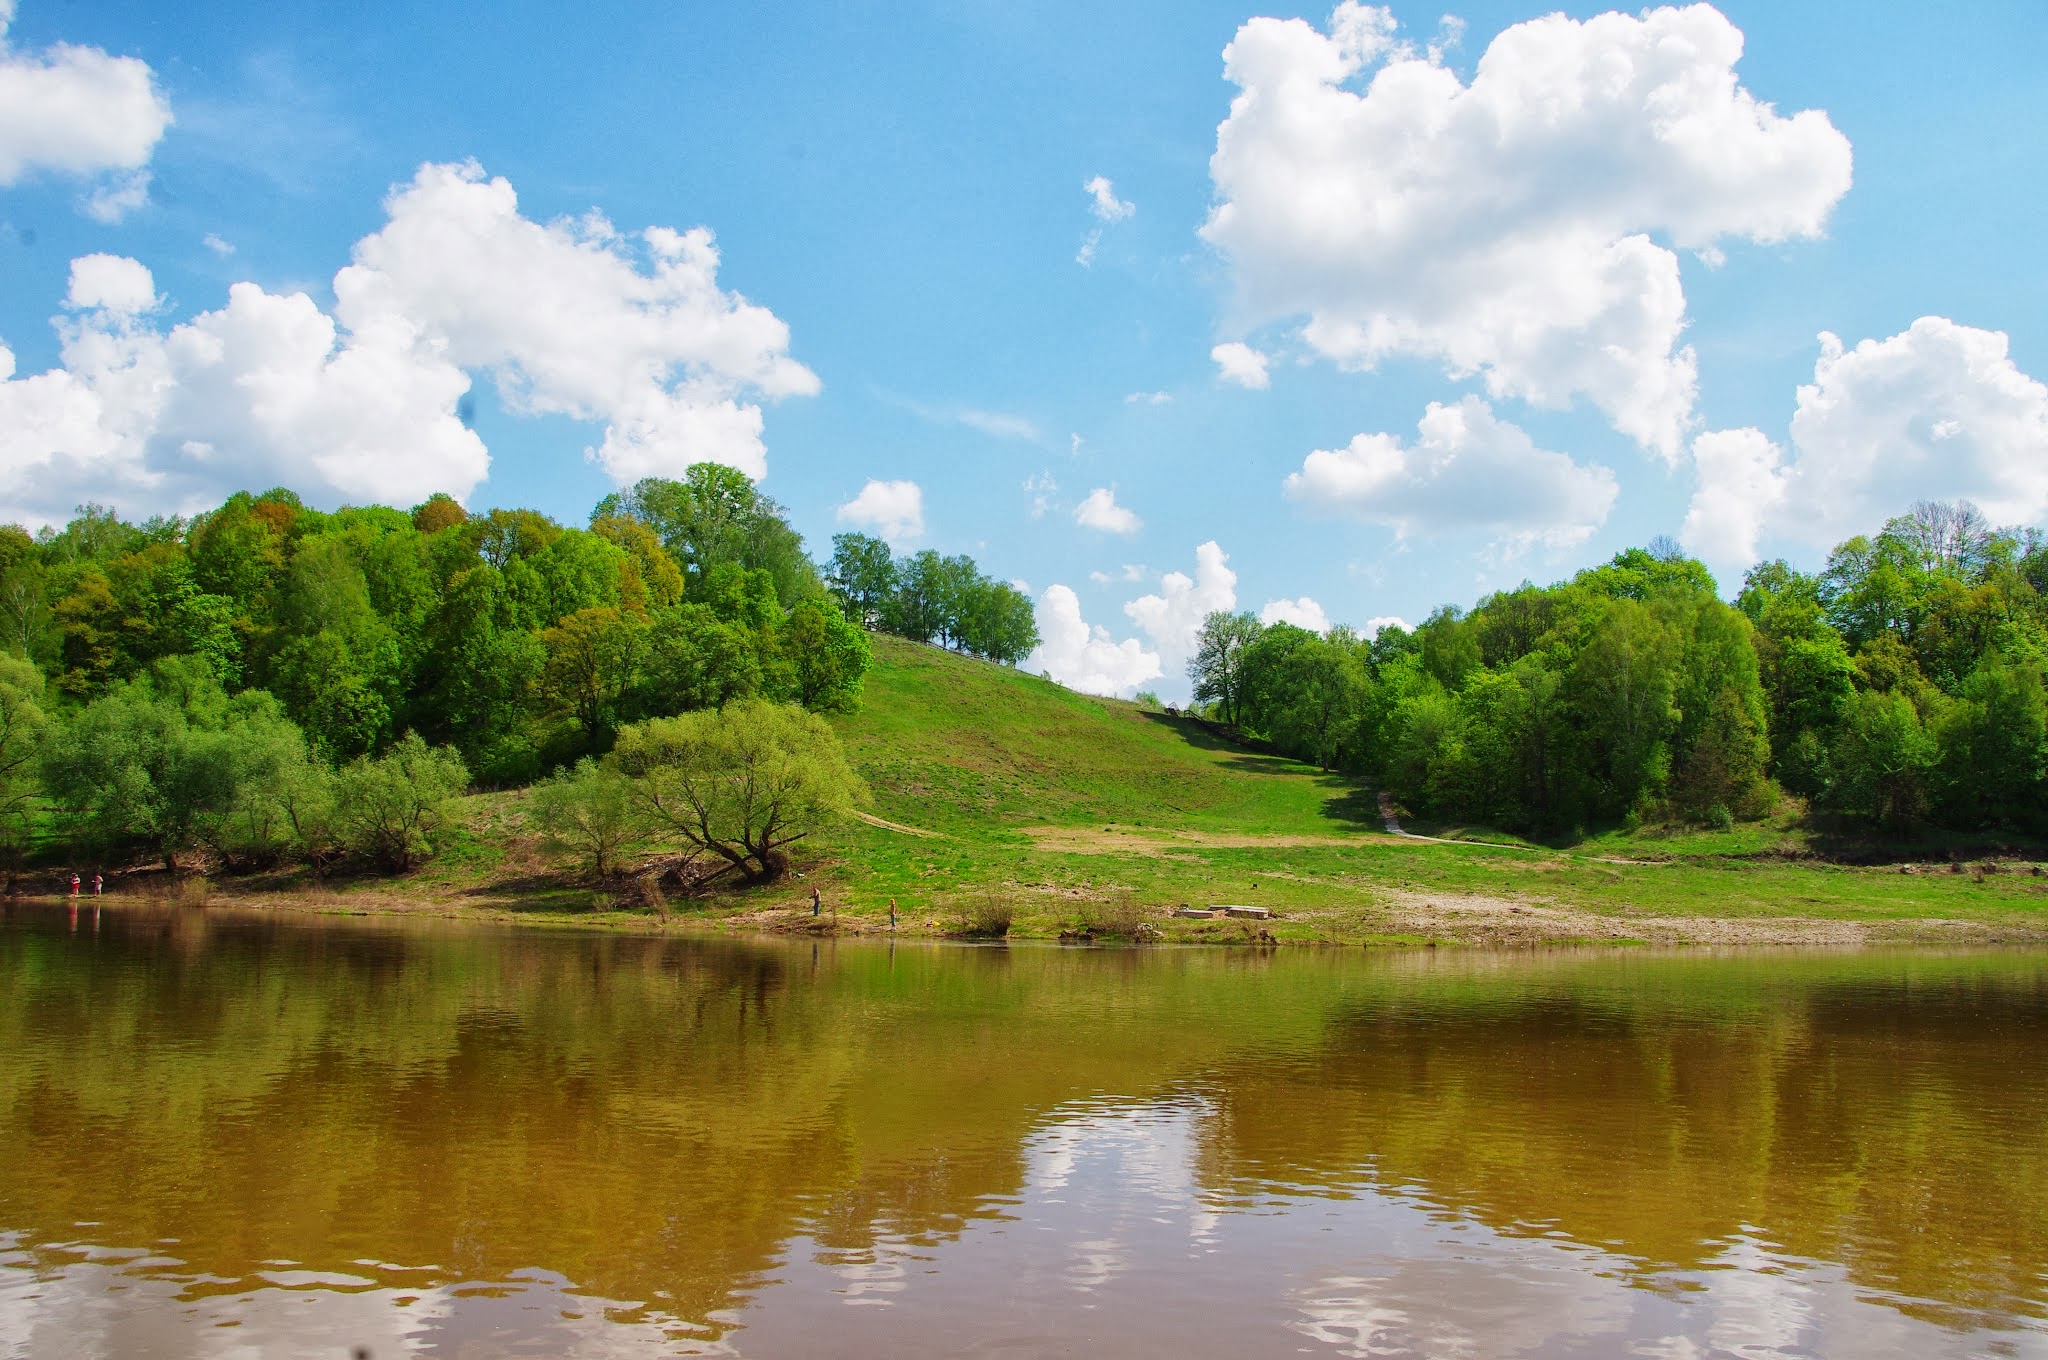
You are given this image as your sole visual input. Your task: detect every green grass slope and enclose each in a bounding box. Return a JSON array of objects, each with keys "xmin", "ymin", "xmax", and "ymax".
[
  {"xmin": 790, "ymin": 635, "xmax": 2048, "ymax": 943},
  {"xmin": 829, "ymin": 634, "xmax": 1373, "ymax": 838}
]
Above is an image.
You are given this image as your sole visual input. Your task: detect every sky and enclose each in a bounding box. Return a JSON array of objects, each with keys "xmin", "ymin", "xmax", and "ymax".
[{"xmin": 1, "ymin": 0, "xmax": 2045, "ymax": 701}]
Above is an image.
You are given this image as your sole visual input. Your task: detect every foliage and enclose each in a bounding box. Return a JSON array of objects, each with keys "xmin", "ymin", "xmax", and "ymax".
[
  {"xmin": 1189, "ymin": 610, "xmax": 1265, "ymax": 726},
  {"xmin": 531, "ymin": 758, "xmax": 647, "ymax": 877},
  {"xmin": 832, "ymin": 536, "xmax": 1038, "ymax": 665},
  {"xmin": 37, "ymin": 658, "xmax": 325, "ymax": 869},
  {"xmin": 609, "ymin": 699, "xmax": 866, "ymax": 883},
  {"xmin": 0, "ymin": 653, "xmax": 51, "ymax": 863},
  {"xmin": 333, "ymin": 732, "xmax": 471, "ymax": 871}
]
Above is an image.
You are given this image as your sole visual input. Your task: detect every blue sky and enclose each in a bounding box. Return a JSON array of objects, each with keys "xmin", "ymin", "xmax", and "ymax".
[{"xmin": 2, "ymin": 0, "xmax": 2044, "ymax": 698}]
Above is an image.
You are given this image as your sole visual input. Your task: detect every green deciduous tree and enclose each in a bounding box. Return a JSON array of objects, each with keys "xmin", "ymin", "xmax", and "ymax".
[
  {"xmin": 609, "ymin": 699, "xmax": 865, "ymax": 884},
  {"xmin": 1188, "ymin": 611, "xmax": 1263, "ymax": 726},
  {"xmin": 0, "ymin": 653, "xmax": 50, "ymax": 864},
  {"xmin": 827, "ymin": 533, "xmax": 898, "ymax": 627},
  {"xmin": 778, "ymin": 598, "xmax": 873, "ymax": 712},
  {"xmin": 332, "ymin": 732, "xmax": 470, "ymax": 871},
  {"xmin": 531, "ymin": 757, "xmax": 647, "ymax": 877}
]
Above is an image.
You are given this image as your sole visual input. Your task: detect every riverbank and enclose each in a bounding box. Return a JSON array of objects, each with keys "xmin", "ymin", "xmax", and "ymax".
[
  {"xmin": 20, "ymin": 634, "xmax": 2048, "ymax": 948},
  {"xmin": 19, "ymin": 817, "xmax": 2048, "ymax": 948}
]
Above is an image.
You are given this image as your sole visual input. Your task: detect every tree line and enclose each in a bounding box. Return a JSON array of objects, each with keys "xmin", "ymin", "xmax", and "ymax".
[
  {"xmin": 1189, "ymin": 502, "xmax": 2048, "ymax": 836},
  {"xmin": 826, "ymin": 534, "xmax": 1039, "ymax": 664},
  {"xmin": 0, "ymin": 464, "xmax": 1036, "ymax": 878}
]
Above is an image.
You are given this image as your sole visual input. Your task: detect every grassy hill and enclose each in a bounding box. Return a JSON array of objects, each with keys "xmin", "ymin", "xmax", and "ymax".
[
  {"xmin": 196, "ymin": 631, "xmax": 2048, "ymax": 946},
  {"xmin": 773, "ymin": 636, "xmax": 2048, "ymax": 944},
  {"xmin": 829, "ymin": 635, "xmax": 1373, "ymax": 838}
]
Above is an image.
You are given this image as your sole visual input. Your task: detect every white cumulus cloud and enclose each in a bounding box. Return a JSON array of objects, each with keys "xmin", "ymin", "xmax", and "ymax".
[
  {"xmin": 836, "ymin": 478, "xmax": 924, "ymax": 547},
  {"xmin": 1681, "ymin": 317, "xmax": 2048, "ymax": 569},
  {"xmin": 1074, "ymin": 486, "xmax": 1142, "ymax": 535},
  {"xmin": 1679, "ymin": 427, "xmax": 1786, "ymax": 572},
  {"xmin": 336, "ymin": 160, "xmax": 817, "ymax": 484},
  {"xmin": 1202, "ymin": 2, "xmax": 1852, "ymax": 460},
  {"xmin": 1125, "ymin": 541, "xmax": 1237, "ymax": 675},
  {"xmin": 0, "ymin": 161, "xmax": 815, "ymax": 525},
  {"xmin": 0, "ymin": 3, "xmax": 171, "ymax": 202},
  {"xmin": 1260, "ymin": 596, "xmax": 1330, "ymax": 633},
  {"xmin": 66, "ymin": 252, "xmax": 157, "ymax": 315},
  {"xmin": 1210, "ymin": 341, "xmax": 1270, "ymax": 390},
  {"xmin": 1027, "ymin": 584, "xmax": 1162, "ymax": 697},
  {"xmin": 0, "ymin": 263, "xmax": 487, "ymax": 526},
  {"xmin": 1365, "ymin": 615, "xmax": 1410, "ymax": 638},
  {"xmin": 1283, "ymin": 395, "xmax": 1618, "ymax": 553}
]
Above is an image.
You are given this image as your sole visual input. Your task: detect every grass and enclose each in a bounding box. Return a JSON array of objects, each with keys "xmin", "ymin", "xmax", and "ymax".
[{"xmin": 56, "ymin": 633, "xmax": 2048, "ymax": 947}]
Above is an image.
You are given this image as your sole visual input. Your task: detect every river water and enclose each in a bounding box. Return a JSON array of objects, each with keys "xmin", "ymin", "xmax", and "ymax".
[{"xmin": 2, "ymin": 902, "xmax": 2045, "ymax": 1358}]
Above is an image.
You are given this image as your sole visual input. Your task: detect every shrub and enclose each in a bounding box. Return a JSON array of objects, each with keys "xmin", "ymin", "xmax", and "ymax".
[
  {"xmin": 333, "ymin": 733, "xmax": 470, "ymax": 871},
  {"xmin": 532, "ymin": 758, "xmax": 646, "ymax": 878},
  {"xmin": 965, "ymin": 888, "xmax": 1014, "ymax": 938},
  {"xmin": 1080, "ymin": 892, "xmax": 1149, "ymax": 940}
]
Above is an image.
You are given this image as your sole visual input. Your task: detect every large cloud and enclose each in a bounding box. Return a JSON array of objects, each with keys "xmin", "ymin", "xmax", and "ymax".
[
  {"xmin": 337, "ymin": 161, "xmax": 818, "ymax": 484},
  {"xmin": 1027, "ymin": 584, "xmax": 1162, "ymax": 697},
  {"xmin": 1680, "ymin": 318, "xmax": 2048, "ymax": 571},
  {"xmin": 836, "ymin": 478, "xmax": 924, "ymax": 547},
  {"xmin": 1283, "ymin": 395, "xmax": 1617, "ymax": 552},
  {"xmin": 0, "ymin": 1, "xmax": 171, "ymax": 203},
  {"xmin": 1203, "ymin": 2, "xmax": 1851, "ymax": 460},
  {"xmin": 0, "ymin": 259, "xmax": 487, "ymax": 524},
  {"xmin": 0, "ymin": 161, "xmax": 815, "ymax": 525},
  {"xmin": 1124, "ymin": 541, "xmax": 1238, "ymax": 675}
]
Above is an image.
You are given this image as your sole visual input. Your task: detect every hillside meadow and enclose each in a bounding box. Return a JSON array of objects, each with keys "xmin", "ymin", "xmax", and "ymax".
[{"xmin": 143, "ymin": 634, "xmax": 2048, "ymax": 947}]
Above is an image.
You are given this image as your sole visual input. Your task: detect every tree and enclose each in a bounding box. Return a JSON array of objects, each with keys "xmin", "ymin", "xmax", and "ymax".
[
  {"xmin": 531, "ymin": 758, "xmax": 647, "ymax": 877},
  {"xmin": 36, "ymin": 658, "xmax": 313, "ymax": 870},
  {"xmin": 332, "ymin": 732, "xmax": 470, "ymax": 870},
  {"xmin": 635, "ymin": 604, "xmax": 764, "ymax": 716},
  {"xmin": 0, "ymin": 653, "xmax": 50, "ymax": 864},
  {"xmin": 190, "ymin": 690, "xmax": 330, "ymax": 869},
  {"xmin": 779, "ymin": 598, "xmax": 874, "ymax": 712},
  {"xmin": 885, "ymin": 549, "xmax": 952, "ymax": 644},
  {"xmin": 609, "ymin": 699, "xmax": 865, "ymax": 884},
  {"xmin": 594, "ymin": 465, "xmax": 821, "ymax": 607},
  {"xmin": 1931, "ymin": 657, "xmax": 2046, "ymax": 829},
  {"xmin": 540, "ymin": 606, "xmax": 645, "ymax": 748},
  {"xmin": 827, "ymin": 533, "xmax": 898, "ymax": 627},
  {"xmin": 1826, "ymin": 690, "xmax": 1937, "ymax": 829},
  {"xmin": 1188, "ymin": 611, "xmax": 1263, "ymax": 725},
  {"xmin": 957, "ymin": 579, "xmax": 1040, "ymax": 664}
]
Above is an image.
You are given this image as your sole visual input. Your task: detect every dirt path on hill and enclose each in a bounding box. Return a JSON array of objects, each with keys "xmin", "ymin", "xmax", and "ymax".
[{"xmin": 849, "ymin": 810, "xmax": 947, "ymax": 838}]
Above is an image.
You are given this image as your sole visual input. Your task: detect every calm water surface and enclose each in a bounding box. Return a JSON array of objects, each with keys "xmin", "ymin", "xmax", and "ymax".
[{"xmin": 3, "ymin": 902, "xmax": 2046, "ymax": 1358}]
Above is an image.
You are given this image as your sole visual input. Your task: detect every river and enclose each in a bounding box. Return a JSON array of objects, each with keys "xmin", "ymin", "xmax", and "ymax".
[{"xmin": 2, "ymin": 901, "xmax": 2045, "ymax": 1357}]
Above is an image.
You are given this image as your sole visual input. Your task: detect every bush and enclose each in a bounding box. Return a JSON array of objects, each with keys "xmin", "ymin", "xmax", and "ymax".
[
  {"xmin": 1080, "ymin": 892, "xmax": 1149, "ymax": 940},
  {"xmin": 964, "ymin": 888, "xmax": 1014, "ymax": 938},
  {"xmin": 333, "ymin": 733, "xmax": 470, "ymax": 871},
  {"xmin": 532, "ymin": 758, "xmax": 646, "ymax": 877}
]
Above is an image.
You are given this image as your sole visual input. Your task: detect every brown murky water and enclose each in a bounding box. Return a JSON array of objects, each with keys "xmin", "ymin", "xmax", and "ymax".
[{"xmin": 3, "ymin": 902, "xmax": 2046, "ymax": 1358}]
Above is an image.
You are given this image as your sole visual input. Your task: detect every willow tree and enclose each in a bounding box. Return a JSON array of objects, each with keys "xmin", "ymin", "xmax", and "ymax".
[{"xmin": 609, "ymin": 699, "xmax": 864, "ymax": 883}]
